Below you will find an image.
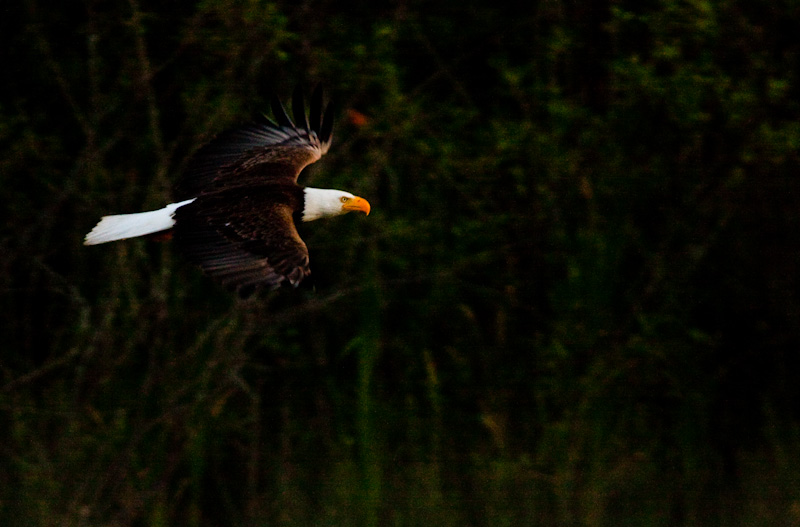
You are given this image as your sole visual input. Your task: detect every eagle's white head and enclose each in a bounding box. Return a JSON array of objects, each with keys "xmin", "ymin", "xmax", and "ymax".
[{"xmin": 302, "ymin": 187, "xmax": 371, "ymax": 222}]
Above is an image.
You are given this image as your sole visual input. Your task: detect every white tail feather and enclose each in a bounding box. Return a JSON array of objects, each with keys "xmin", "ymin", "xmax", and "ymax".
[{"xmin": 83, "ymin": 199, "xmax": 195, "ymax": 245}]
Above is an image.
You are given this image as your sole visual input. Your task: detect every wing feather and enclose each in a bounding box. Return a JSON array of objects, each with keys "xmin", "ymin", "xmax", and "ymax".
[
  {"xmin": 319, "ymin": 99, "xmax": 335, "ymax": 150},
  {"xmin": 270, "ymin": 94, "xmax": 294, "ymax": 128},
  {"xmin": 292, "ymin": 85, "xmax": 309, "ymax": 131},
  {"xmin": 309, "ymin": 84, "xmax": 323, "ymax": 134}
]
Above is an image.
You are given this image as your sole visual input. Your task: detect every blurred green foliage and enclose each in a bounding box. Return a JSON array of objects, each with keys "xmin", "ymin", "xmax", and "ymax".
[{"xmin": 2, "ymin": 0, "xmax": 800, "ymax": 525}]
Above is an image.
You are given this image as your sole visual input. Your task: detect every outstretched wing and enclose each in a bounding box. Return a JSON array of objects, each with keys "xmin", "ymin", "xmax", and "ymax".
[
  {"xmin": 173, "ymin": 187, "xmax": 310, "ymax": 295},
  {"xmin": 175, "ymin": 85, "xmax": 335, "ymax": 201}
]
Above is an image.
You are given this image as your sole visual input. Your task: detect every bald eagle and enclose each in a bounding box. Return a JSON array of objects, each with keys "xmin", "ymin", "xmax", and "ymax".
[{"xmin": 84, "ymin": 86, "xmax": 371, "ymax": 294}]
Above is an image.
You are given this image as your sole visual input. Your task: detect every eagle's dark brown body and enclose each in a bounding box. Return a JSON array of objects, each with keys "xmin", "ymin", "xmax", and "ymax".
[{"xmin": 174, "ymin": 184, "xmax": 308, "ymax": 291}]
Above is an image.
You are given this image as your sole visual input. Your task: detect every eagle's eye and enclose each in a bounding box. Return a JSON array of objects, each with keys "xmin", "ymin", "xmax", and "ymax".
[{"xmin": 340, "ymin": 196, "xmax": 350, "ymax": 203}]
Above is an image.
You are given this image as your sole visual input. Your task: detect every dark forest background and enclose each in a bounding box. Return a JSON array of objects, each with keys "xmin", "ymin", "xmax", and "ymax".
[{"xmin": 3, "ymin": 0, "xmax": 800, "ymax": 525}]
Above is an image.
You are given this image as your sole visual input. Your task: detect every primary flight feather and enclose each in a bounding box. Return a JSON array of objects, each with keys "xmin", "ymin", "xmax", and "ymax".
[{"xmin": 84, "ymin": 86, "xmax": 371, "ymax": 294}]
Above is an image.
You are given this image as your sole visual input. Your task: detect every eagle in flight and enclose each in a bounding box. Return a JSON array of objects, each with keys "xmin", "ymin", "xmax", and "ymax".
[{"xmin": 84, "ymin": 86, "xmax": 371, "ymax": 295}]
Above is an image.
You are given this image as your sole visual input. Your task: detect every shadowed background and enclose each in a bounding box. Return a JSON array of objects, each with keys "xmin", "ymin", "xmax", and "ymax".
[{"xmin": 2, "ymin": 0, "xmax": 800, "ymax": 525}]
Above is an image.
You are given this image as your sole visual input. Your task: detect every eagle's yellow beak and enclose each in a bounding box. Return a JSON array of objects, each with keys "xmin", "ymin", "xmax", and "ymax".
[{"xmin": 343, "ymin": 196, "xmax": 371, "ymax": 216}]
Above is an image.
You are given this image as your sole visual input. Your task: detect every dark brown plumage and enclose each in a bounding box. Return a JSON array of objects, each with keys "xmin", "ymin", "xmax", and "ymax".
[
  {"xmin": 174, "ymin": 186, "xmax": 309, "ymax": 293},
  {"xmin": 173, "ymin": 86, "xmax": 332, "ymax": 293}
]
